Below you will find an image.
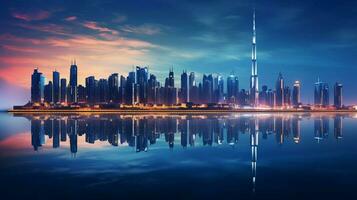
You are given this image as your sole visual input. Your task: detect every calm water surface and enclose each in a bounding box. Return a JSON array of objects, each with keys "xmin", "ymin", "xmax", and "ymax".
[{"xmin": 0, "ymin": 112, "xmax": 357, "ymax": 200}]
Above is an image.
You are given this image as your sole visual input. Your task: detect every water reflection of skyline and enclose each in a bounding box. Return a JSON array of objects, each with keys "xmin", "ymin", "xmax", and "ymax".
[
  {"xmin": 3, "ymin": 113, "xmax": 350, "ymax": 195},
  {"xmin": 23, "ymin": 114, "xmax": 346, "ymax": 153}
]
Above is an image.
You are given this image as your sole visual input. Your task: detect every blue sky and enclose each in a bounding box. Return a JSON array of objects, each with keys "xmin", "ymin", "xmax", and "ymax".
[{"xmin": 0, "ymin": 0, "xmax": 357, "ymax": 109}]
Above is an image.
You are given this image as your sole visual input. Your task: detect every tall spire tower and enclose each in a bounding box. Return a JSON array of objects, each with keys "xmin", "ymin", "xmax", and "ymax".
[{"xmin": 250, "ymin": 9, "xmax": 259, "ymax": 107}]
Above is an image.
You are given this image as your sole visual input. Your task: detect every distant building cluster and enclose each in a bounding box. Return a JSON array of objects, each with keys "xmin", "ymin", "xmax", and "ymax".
[
  {"xmin": 27, "ymin": 10, "xmax": 344, "ymax": 110},
  {"xmin": 29, "ymin": 63, "xmax": 344, "ymax": 109}
]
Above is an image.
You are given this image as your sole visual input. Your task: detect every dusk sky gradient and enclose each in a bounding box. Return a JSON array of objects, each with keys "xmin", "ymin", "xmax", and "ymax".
[{"xmin": 1, "ymin": 0, "xmax": 357, "ymax": 109}]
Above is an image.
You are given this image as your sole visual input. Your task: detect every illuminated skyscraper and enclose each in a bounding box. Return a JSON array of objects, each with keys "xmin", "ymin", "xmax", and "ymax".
[
  {"xmin": 108, "ymin": 73, "xmax": 119, "ymax": 103},
  {"xmin": 227, "ymin": 73, "xmax": 239, "ymax": 103},
  {"xmin": 136, "ymin": 66, "xmax": 149, "ymax": 103},
  {"xmin": 180, "ymin": 71, "xmax": 189, "ymax": 103},
  {"xmin": 31, "ymin": 68, "xmax": 45, "ymax": 103},
  {"xmin": 292, "ymin": 81, "xmax": 301, "ymax": 107},
  {"xmin": 60, "ymin": 78, "xmax": 66, "ymax": 103},
  {"xmin": 250, "ymin": 10, "xmax": 259, "ymax": 107},
  {"xmin": 314, "ymin": 79, "xmax": 329, "ymax": 107},
  {"xmin": 52, "ymin": 70, "xmax": 60, "ymax": 104},
  {"xmin": 334, "ymin": 82, "xmax": 343, "ymax": 109},
  {"xmin": 275, "ymin": 73, "xmax": 284, "ymax": 107},
  {"xmin": 69, "ymin": 60, "xmax": 78, "ymax": 103}
]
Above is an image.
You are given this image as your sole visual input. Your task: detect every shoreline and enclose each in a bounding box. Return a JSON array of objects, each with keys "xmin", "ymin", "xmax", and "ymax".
[{"xmin": 7, "ymin": 109, "xmax": 357, "ymax": 114}]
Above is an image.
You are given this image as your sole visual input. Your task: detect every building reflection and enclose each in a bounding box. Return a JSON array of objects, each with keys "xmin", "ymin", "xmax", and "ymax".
[
  {"xmin": 26, "ymin": 114, "xmax": 347, "ymax": 152},
  {"xmin": 23, "ymin": 113, "xmax": 347, "ymax": 192}
]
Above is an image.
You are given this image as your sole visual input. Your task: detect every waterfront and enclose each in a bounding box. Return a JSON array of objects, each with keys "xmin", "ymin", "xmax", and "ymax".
[{"xmin": 1, "ymin": 112, "xmax": 357, "ymax": 199}]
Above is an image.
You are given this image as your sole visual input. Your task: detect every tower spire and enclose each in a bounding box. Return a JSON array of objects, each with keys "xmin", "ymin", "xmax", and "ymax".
[{"xmin": 250, "ymin": 8, "xmax": 259, "ymax": 107}]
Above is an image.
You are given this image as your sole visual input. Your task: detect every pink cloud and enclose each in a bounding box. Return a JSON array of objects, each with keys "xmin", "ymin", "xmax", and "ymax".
[
  {"xmin": 12, "ymin": 10, "xmax": 50, "ymax": 21},
  {"xmin": 65, "ymin": 16, "xmax": 77, "ymax": 21},
  {"xmin": 83, "ymin": 21, "xmax": 119, "ymax": 35},
  {"xmin": 0, "ymin": 33, "xmax": 156, "ymax": 89}
]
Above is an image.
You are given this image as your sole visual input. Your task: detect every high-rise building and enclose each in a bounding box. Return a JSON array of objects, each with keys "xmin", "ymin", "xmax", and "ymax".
[
  {"xmin": 69, "ymin": 60, "xmax": 78, "ymax": 103},
  {"xmin": 31, "ymin": 68, "xmax": 45, "ymax": 103},
  {"xmin": 85, "ymin": 76, "xmax": 97, "ymax": 104},
  {"xmin": 119, "ymin": 75, "xmax": 127, "ymax": 103},
  {"xmin": 147, "ymin": 74, "xmax": 158, "ymax": 104},
  {"xmin": 77, "ymin": 85, "xmax": 86, "ymax": 103},
  {"xmin": 267, "ymin": 89, "xmax": 275, "ymax": 107},
  {"xmin": 250, "ymin": 10, "xmax": 259, "ymax": 107},
  {"xmin": 60, "ymin": 78, "xmax": 67, "ymax": 103},
  {"xmin": 180, "ymin": 71, "xmax": 189, "ymax": 103},
  {"xmin": 216, "ymin": 75, "xmax": 224, "ymax": 103},
  {"xmin": 275, "ymin": 73, "xmax": 284, "ymax": 107},
  {"xmin": 283, "ymin": 86, "xmax": 291, "ymax": 106},
  {"xmin": 259, "ymin": 85, "xmax": 268, "ymax": 106},
  {"xmin": 126, "ymin": 71, "xmax": 136, "ymax": 105},
  {"xmin": 52, "ymin": 70, "xmax": 60, "ymax": 104},
  {"xmin": 108, "ymin": 73, "xmax": 119, "ymax": 103},
  {"xmin": 136, "ymin": 66, "xmax": 148, "ymax": 103},
  {"xmin": 314, "ymin": 79, "xmax": 329, "ymax": 107},
  {"xmin": 98, "ymin": 79, "xmax": 109, "ymax": 103},
  {"xmin": 44, "ymin": 81, "xmax": 53, "ymax": 103},
  {"xmin": 202, "ymin": 74, "xmax": 213, "ymax": 103},
  {"xmin": 188, "ymin": 72, "xmax": 197, "ymax": 103},
  {"xmin": 334, "ymin": 82, "xmax": 343, "ymax": 109},
  {"xmin": 168, "ymin": 68, "xmax": 174, "ymax": 88},
  {"xmin": 292, "ymin": 81, "xmax": 301, "ymax": 107},
  {"xmin": 227, "ymin": 74, "xmax": 239, "ymax": 103}
]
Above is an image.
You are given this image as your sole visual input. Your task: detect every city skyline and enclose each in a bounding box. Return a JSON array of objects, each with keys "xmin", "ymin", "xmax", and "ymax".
[
  {"xmin": 27, "ymin": 62, "xmax": 344, "ymax": 109},
  {"xmin": 1, "ymin": 0, "xmax": 357, "ymax": 109}
]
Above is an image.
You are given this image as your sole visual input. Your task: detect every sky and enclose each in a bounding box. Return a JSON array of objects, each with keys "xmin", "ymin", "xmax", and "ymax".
[{"xmin": 1, "ymin": 0, "xmax": 357, "ymax": 109}]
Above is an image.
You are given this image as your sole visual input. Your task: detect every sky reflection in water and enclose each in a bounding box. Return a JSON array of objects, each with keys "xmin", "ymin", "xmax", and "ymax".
[{"xmin": 0, "ymin": 113, "xmax": 357, "ymax": 200}]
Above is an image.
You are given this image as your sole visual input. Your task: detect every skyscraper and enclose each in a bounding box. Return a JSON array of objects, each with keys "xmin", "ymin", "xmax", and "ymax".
[
  {"xmin": 202, "ymin": 74, "xmax": 213, "ymax": 103},
  {"xmin": 147, "ymin": 74, "xmax": 158, "ymax": 104},
  {"xmin": 314, "ymin": 79, "xmax": 329, "ymax": 107},
  {"xmin": 31, "ymin": 68, "xmax": 45, "ymax": 103},
  {"xmin": 85, "ymin": 76, "xmax": 97, "ymax": 104},
  {"xmin": 216, "ymin": 75, "xmax": 224, "ymax": 103},
  {"xmin": 292, "ymin": 81, "xmax": 301, "ymax": 107},
  {"xmin": 168, "ymin": 68, "xmax": 174, "ymax": 88},
  {"xmin": 126, "ymin": 71, "xmax": 136, "ymax": 105},
  {"xmin": 52, "ymin": 70, "xmax": 60, "ymax": 104},
  {"xmin": 44, "ymin": 81, "xmax": 53, "ymax": 103},
  {"xmin": 283, "ymin": 86, "xmax": 291, "ymax": 106},
  {"xmin": 227, "ymin": 74, "xmax": 239, "ymax": 103},
  {"xmin": 250, "ymin": 10, "xmax": 259, "ymax": 107},
  {"xmin": 69, "ymin": 60, "xmax": 78, "ymax": 103},
  {"xmin": 334, "ymin": 82, "xmax": 343, "ymax": 109},
  {"xmin": 119, "ymin": 75, "xmax": 127, "ymax": 103},
  {"xmin": 136, "ymin": 66, "xmax": 148, "ymax": 103},
  {"xmin": 259, "ymin": 85, "xmax": 268, "ymax": 106},
  {"xmin": 98, "ymin": 78, "xmax": 109, "ymax": 103},
  {"xmin": 60, "ymin": 78, "xmax": 67, "ymax": 103},
  {"xmin": 180, "ymin": 71, "xmax": 189, "ymax": 103},
  {"xmin": 108, "ymin": 73, "xmax": 119, "ymax": 103},
  {"xmin": 188, "ymin": 72, "xmax": 197, "ymax": 103},
  {"xmin": 275, "ymin": 73, "xmax": 284, "ymax": 107}
]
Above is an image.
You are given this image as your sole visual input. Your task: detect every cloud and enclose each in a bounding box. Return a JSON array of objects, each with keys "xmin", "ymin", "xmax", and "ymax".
[
  {"xmin": 65, "ymin": 16, "xmax": 77, "ymax": 21},
  {"xmin": 121, "ymin": 24, "xmax": 162, "ymax": 35},
  {"xmin": 16, "ymin": 23, "xmax": 69, "ymax": 35},
  {"xmin": 12, "ymin": 10, "xmax": 50, "ymax": 21},
  {"xmin": 0, "ymin": 32, "xmax": 157, "ymax": 89},
  {"xmin": 83, "ymin": 21, "xmax": 119, "ymax": 35}
]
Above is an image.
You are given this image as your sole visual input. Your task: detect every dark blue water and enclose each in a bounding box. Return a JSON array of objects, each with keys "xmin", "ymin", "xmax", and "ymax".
[{"xmin": 0, "ymin": 112, "xmax": 357, "ymax": 200}]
